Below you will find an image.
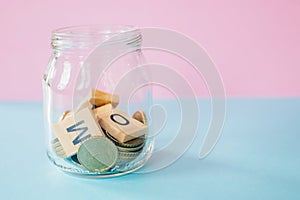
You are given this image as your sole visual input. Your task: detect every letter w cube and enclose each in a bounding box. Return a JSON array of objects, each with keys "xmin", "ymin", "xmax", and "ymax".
[{"xmin": 52, "ymin": 107, "xmax": 104, "ymax": 157}]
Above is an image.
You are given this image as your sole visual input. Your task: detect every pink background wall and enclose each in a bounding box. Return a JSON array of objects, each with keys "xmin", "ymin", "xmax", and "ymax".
[{"xmin": 0, "ymin": 0, "xmax": 299, "ymax": 101}]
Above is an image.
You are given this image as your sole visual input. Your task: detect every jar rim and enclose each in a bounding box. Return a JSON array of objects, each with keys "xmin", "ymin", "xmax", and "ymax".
[{"xmin": 53, "ymin": 24, "xmax": 139, "ymax": 36}]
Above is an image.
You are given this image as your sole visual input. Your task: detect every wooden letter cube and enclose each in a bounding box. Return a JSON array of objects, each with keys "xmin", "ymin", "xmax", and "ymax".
[
  {"xmin": 90, "ymin": 89, "xmax": 119, "ymax": 108},
  {"xmin": 52, "ymin": 107, "xmax": 104, "ymax": 157},
  {"xmin": 93, "ymin": 104, "xmax": 113, "ymax": 120},
  {"xmin": 76, "ymin": 100, "xmax": 94, "ymax": 111},
  {"xmin": 99, "ymin": 109, "xmax": 148, "ymax": 143}
]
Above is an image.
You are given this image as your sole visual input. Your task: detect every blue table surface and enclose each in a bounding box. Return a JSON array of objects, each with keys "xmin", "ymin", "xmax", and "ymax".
[{"xmin": 0, "ymin": 99, "xmax": 299, "ymax": 200}]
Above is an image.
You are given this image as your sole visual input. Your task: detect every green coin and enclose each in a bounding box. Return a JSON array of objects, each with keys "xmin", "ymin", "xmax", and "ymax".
[{"xmin": 77, "ymin": 136, "xmax": 118, "ymax": 173}]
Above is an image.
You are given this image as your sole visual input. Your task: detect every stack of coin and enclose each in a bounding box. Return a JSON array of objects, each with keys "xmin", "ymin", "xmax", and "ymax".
[
  {"xmin": 51, "ymin": 138, "xmax": 67, "ymax": 158},
  {"xmin": 103, "ymin": 129, "xmax": 145, "ymax": 161},
  {"xmin": 102, "ymin": 110, "xmax": 148, "ymax": 161}
]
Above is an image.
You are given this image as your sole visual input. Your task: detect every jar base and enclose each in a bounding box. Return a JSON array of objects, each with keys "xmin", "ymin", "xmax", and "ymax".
[{"xmin": 47, "ymin": 140, "xmax": 154, "ymax": 178}]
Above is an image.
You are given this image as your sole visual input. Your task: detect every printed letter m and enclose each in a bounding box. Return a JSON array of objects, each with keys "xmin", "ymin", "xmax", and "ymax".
[{"xmin": 66, "ymin": 120, "xmax": 91, "ymax": 145}]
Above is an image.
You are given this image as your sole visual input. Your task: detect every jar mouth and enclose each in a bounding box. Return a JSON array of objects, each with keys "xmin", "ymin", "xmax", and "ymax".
[
  {"xmin": 52, "ymin": 24, "xmax": 141, "ymax": 52},
  {"xmin": 53, "ymin": 24, "xmax": 139, "ymax": 37}
]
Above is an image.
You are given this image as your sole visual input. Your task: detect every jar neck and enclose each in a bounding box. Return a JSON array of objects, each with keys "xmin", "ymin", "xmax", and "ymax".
[{"xmin": 51, "ymin": 25, "xmax": 142, "ymax": 55}]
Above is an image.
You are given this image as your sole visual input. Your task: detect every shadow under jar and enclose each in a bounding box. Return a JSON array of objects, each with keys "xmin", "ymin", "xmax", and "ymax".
[{"xmin": 43, "ymin": 25, "xmax": 154, "ymax": 177}]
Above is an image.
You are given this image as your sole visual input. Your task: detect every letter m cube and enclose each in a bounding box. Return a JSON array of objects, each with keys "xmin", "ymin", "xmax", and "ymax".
[{"xmin": 52, "ymin": 107, "xmax": 104, "ymax": 157}]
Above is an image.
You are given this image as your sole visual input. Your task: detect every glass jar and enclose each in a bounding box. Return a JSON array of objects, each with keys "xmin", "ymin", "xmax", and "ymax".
[{"xmin": 43, "ymin": 25, "xmax": 154, "ymax": 177}]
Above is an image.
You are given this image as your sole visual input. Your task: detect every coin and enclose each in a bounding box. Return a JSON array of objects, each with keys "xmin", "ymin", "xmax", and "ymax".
[
  {"xmin": 118, "ymin": 150, "xmax": 143, "ymax": 161},
  {"xmin": 101, "ymin": 128, "xmax": 145, "ymax": 161},
  {"xmin": 55, "ymin": 149, "xmax": 67, "ymax": 158},
  {"xmin": 51, "ymin": 138, "xmax": 67, "ymax": 158},
  {"xmin": 77, "ymin": 136, "xmax": 118, "ymax": 172},
  {"xmin": 103, "ymin": 128, "xmax": 145, "ymax": 148},
  {"xmin": 51, "ymin": 138, "xmax": 60, "ymax": 148},
  {"xmin": 132, "ymin": 110, "xmax": 147, "ymax": 125},
  {"xmin": 116, "ymin": 144, "xmax": 144, "ymax": 153},
  {"xmin": 54, "ymin": 145, "xmax": 64, "ymax": 152},
  {"xmin": 132, "ymin": 110, "xmax": 149, "ymax": 139}
]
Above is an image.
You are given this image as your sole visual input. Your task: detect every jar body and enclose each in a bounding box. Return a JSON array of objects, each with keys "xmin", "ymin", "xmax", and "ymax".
[{"xmin": 43, "ymin": 25, "xmax": 153, "ymax": 177}]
